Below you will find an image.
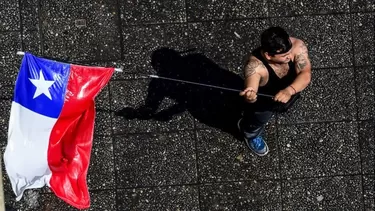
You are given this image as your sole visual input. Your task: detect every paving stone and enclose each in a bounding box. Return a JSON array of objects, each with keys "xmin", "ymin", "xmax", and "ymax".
[
  {"xmin": 22, "ymin": 31, "xmax": 41, "ymax": 56},
  {"xmin": 0, "ymin": 0, "xmax": 19, "ymax": 31},
  {"xmin": 363, "ymin": 175, "xmax": 375, "ymax": 210},
  {"xmin": 352, "ymin": 12, "xmax": 375, "ymax": 66},
  {"xmin": 279, "ymin": 122, "xmax": 361, "ymax": 178},
  {"xmin": 0, "ymin": 32, "xmax": 22, "ymax": 82},
  {"xmin": 278, "ymin": 68, "xmax": 357, "ymax": 123},
  {"xmin": 199, "ymin": 180, "xmax": 282, "ymax": 210},
  {"xmin": 87, "ymin": 136, "xmax": 115, "ymax": 190},
  {"xmin": 5, "ymin": 190, "xmax": 116, "ymax": 211},
  {"xmin": 110, "ymin": 79, "xmax": 194, "ymax": 134},
  {"xmin": 20, "ymin": 0, "xmax": 39, "ymax": 32},
  {"xmin": 114, "ymin": 131, "xmax": 197, "ymax": 188},
  {"xmin": 186, "ymin": 0, "xmax": 268, "ymax": 21},
  {"xmin": 94, "ymin": 111, "xmax": 112, "ymax": 136},
  {"xmin": 120, "ymin": 0, "xmax": 186, "ymax": 24},
  {"xmin": 196, "ymin": 124, "xmax": 279, "ymax": 183},
  {"xmin": 355, "ymin": 66, "xmax": 375, "ymax": 120},
  {"xmin": 117, "ymin": 186, "xmax": 199, "ymax": 211},
  {"xmin": 95, "ymin": 86, "xmax": 110, "ymax": 110},
  {"xmin": 269, "ymin": 0, "xmax": 349, "ymax": 16},
  {"xmin": 188, "ymin": 20, "xmax": 269, "ymax": 74},
  {"xmin": 0, "ymin": 100, "xmax": 11, "ymax": 147},
  {"xmin": 271, "ymin": 14, "xmax": 352, "ymax": 68},
  {"xmin": 40, "ymin": 0, "xmax": 121, "ymax": 61},
  {"xmin": 282, "ymin": 176, "xmax": 363, "ymax": 210},
  {"xmin": 359, "ymin": 120, "xmax": 375, "ymax": 174},
  {"xmin": 118, "ymin": 23, "xmax": 189, "ymax": 80},
  {"xmin": 0, "ymin": 83, "xmax": 13, "ymax": 100},
  {"xmin": 351, "ymin": 0, "xmax": 375, "ymax": 12}
]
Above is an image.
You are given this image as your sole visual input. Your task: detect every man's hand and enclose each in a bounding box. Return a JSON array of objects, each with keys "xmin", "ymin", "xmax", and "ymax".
[
  {"xmin": 240, "ymin": 87, "xmax": 257, "ymax": 103},
  {"xmin": 274, "ymin": 86, "xmax": 294, "ymax": 103}
]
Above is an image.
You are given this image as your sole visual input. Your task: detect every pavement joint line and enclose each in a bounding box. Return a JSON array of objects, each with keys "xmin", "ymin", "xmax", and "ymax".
[
  {"xmin": 109, "ymin": 119, "xmax": 372, "ymax": 137},
  {"xmin": 111, "ymin": 173, "xmax": 369, "ymax": 191},
  {"xmin": 119, "ymin": 10, "xmax": 375, "ymax": 27}
]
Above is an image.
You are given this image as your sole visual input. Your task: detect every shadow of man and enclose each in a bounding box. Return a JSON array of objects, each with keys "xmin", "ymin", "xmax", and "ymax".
[{"xmin": 116, "ymin": 47, "xmax": 246, "ymax": 139}]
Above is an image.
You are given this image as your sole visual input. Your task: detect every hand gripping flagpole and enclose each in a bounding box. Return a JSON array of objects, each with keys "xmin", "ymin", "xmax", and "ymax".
[
  {"xmin": 149, "ymin": 75, "xmax": 274, "ymax": 98},
  {"xmin": 16, "ymin": 51, "xmax": 123, "ymax": 72}
]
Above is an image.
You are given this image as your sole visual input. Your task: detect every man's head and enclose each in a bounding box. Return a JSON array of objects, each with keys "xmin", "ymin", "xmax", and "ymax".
[{"xmin": 261, "ymin": 26, "xmax": 292, "ymax": 64}]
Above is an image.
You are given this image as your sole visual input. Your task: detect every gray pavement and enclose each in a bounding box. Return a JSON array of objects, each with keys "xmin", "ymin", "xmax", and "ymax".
[{"xmin": 0, "ymin": 0, "xmax": 374, "ymax": 210}]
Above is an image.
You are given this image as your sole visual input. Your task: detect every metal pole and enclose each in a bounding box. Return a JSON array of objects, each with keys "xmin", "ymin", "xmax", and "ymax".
[{"xmin": 149, "ymin": 75, "xmax": 274, "ymax": 98}]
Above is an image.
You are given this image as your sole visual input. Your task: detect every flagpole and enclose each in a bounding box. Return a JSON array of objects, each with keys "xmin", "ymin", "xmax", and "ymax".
[
  {"xmin": 16, "ymin": 51, "xmax": 123, "ymax": 72},
  {"xmin": 149, "ymin": 75, "xmax": 274, "ymax": 98}
]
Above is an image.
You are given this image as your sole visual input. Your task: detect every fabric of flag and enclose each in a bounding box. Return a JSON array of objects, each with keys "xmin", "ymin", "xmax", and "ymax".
[{"xmin": 3, "ymin": 53, "xmax": 114, "ymax": 209}]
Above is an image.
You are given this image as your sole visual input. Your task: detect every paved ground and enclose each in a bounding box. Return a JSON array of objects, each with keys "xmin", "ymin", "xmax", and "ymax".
[{"xmin": 0, "ymin": 0, "xmax": 374, "ymax": 210}]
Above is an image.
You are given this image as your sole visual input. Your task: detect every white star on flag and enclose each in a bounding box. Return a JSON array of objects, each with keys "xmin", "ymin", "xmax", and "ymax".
[{"xmin": 29, "ymin": 70, "xmax": 55, "ymax": 100}]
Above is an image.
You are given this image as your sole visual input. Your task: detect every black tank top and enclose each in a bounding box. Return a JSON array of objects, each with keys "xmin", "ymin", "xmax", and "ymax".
[{"xmin": 250, "ymin": 47, "xmax": 297, "ymax": 111}]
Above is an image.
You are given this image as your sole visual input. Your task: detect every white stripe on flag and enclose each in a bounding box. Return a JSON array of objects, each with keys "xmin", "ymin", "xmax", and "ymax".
[{"xmin": 4, "ymin": 102, "xmax": 57, "ymax": 200}]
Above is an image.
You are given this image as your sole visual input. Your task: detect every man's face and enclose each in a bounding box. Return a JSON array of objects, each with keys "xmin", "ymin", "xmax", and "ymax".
[{"xmin": 269, "ymin": 50, "xmax": 292, "ymax": 64}]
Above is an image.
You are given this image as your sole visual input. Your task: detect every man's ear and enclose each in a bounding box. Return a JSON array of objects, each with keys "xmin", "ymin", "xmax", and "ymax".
[{"xmin": 264, "ymin": 52, "xmax": 272, "ymax": 60}]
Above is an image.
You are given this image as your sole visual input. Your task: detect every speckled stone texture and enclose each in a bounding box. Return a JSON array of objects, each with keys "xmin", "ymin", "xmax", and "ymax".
[
  {"xmin": 282, "ymin": 176, "xmax": 363, "ymax": 210},
  {"xmin": 279, "ymin": 122, "xmax": 361, "ymax": 178},
  {"xmin": 188, "ymin": 20, "xmax": 269, "ymax": 73},
  {"xmin": 1, "ymin": 0, "xmax": 374, "ymax": 210}
]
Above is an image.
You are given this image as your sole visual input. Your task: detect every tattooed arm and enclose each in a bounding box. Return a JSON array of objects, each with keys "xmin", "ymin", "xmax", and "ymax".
[
  {"xmin": 239, "ymin": 56, "xmax": 266, "ymax": 103},
  {"xmin": 290, "ymin": 40, "xmax": 312, "ymax": 93}
]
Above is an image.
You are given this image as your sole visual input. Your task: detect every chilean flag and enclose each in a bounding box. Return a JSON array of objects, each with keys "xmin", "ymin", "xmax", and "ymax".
[{"xmin": 3, "ymin": 53, "xmax": 114, "ymax": 209}]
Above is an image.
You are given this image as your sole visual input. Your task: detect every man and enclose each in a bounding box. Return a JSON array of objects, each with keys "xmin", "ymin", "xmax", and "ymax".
[{"xmin": 238, "ymin": 26, "xmax": 311, "ymax": 156}]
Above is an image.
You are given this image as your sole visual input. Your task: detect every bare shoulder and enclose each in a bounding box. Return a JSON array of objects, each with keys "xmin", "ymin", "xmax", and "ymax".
[
  {"xmin": 243, "ymin": 55, "xmax": 267, "ymax": 78},
  {"xmin": 291, "ymin": 37, "xmax": 309, "ymax": 55},
  {"xmin": 290, "ymin": 37, "xmax": 311, "ymax": 72}
]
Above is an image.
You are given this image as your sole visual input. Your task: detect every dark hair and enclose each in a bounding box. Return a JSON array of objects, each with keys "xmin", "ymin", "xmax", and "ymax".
[{"xmin": 261, "ymin": 27, "xmax": 292, "ymax": 56}]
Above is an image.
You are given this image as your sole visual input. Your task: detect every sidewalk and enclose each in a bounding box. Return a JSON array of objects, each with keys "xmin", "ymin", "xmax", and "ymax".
[{"xmin": 0, "ymin": 0, "xmax": 374, "ymax": 210}]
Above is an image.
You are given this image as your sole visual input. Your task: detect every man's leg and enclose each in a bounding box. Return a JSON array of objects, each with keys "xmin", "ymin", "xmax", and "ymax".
[
  {"xmin": 238, "ymin": 108, "xmax": 274, "ymax": 156},
  {"xmin": 240, "ymin": 109, "xmax": 274, "ymax": 139}
]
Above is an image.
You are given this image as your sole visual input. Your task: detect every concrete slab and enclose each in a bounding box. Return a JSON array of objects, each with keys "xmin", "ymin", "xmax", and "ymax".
[
  {"xmin": 278, "ymin": 68, "xmax": 357, "ymax": 123},
  {"xmin": 270, "ymin": 15, "xmax": 353, "ymax": 68},
  {"xmin": 120, "ymin": 24, "xmax": 189, "ymax": 78},
  {"xmin": 196, "ymin": 125, "xmax": 279, "ymax": 182},
  {"xmin": 114, "ymin": 132, "xmax": 197, "ymax": 188},
  {"xmin": 352, "ymin": 13, "xmax": 375, "ymax": 66},
  {"xmin": 351, "ymin": 0, "xmax": 375, "ymax": 12},
  {"xmin": 39, "ymin": 0, "xmax": 121, "ymax": 61},
  {"xmin": 359, "ymin": 120, "xmax": 375, "ymax": 174},
  {"xmin": 187, "ymin": 20, "xmax": 269, "ymax": 74},
  {"xmin": 199, "ymin": 180, "xmax": 282, "ymax": 210},
  {"xmin": 282, "ymin": 176, "xmax": 363, "ymax": 210},
  {"xmin": 355, "ymin": 66, "xmax": 375, "ymax": 120},
  {"xmin": 0, "ymin": 0, "xmax": 19, "ymax": 31},
  {"xmin": 110, "ymin": 79, "xmax": 195, "ymax": 134},
  {"xmin": 117, "ymin": 186, "xmax": 199, "ymax": 210},
  {"xmin": 0, "ymin": 33, "xmax": 22, "ymax": 82},
  {"xmin": 269, "ymin": 0, "xmax": 349, "ymax": 16},
  {"xmin": 87, "ymin": 136, "xmax": 115, "ymax": 190},
  {"xmin": 279, "ymin": 122, "xmax": 361, "ymax": 178},
  {"xmin": 186, "ymin": 0, "xmax": 268, "ymax": 21},
  {"xmin": 120, "ymin": 0, "xmax": 186, "ymax": 24}
]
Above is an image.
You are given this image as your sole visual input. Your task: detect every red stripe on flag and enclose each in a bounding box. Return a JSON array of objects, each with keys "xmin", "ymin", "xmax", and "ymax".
[{"xmin": 47, "ymin": 65, "xmax": 114, "ymax": 209}]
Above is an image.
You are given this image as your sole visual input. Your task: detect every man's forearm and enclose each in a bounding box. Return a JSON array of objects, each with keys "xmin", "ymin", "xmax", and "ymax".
[
  {"xmin": 289, "ymin": 71, "xmax": 311, "ymax": 93},
  {"xmin": 244, "ymin": 73, "xmax": 261, "ymax": 92}
]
